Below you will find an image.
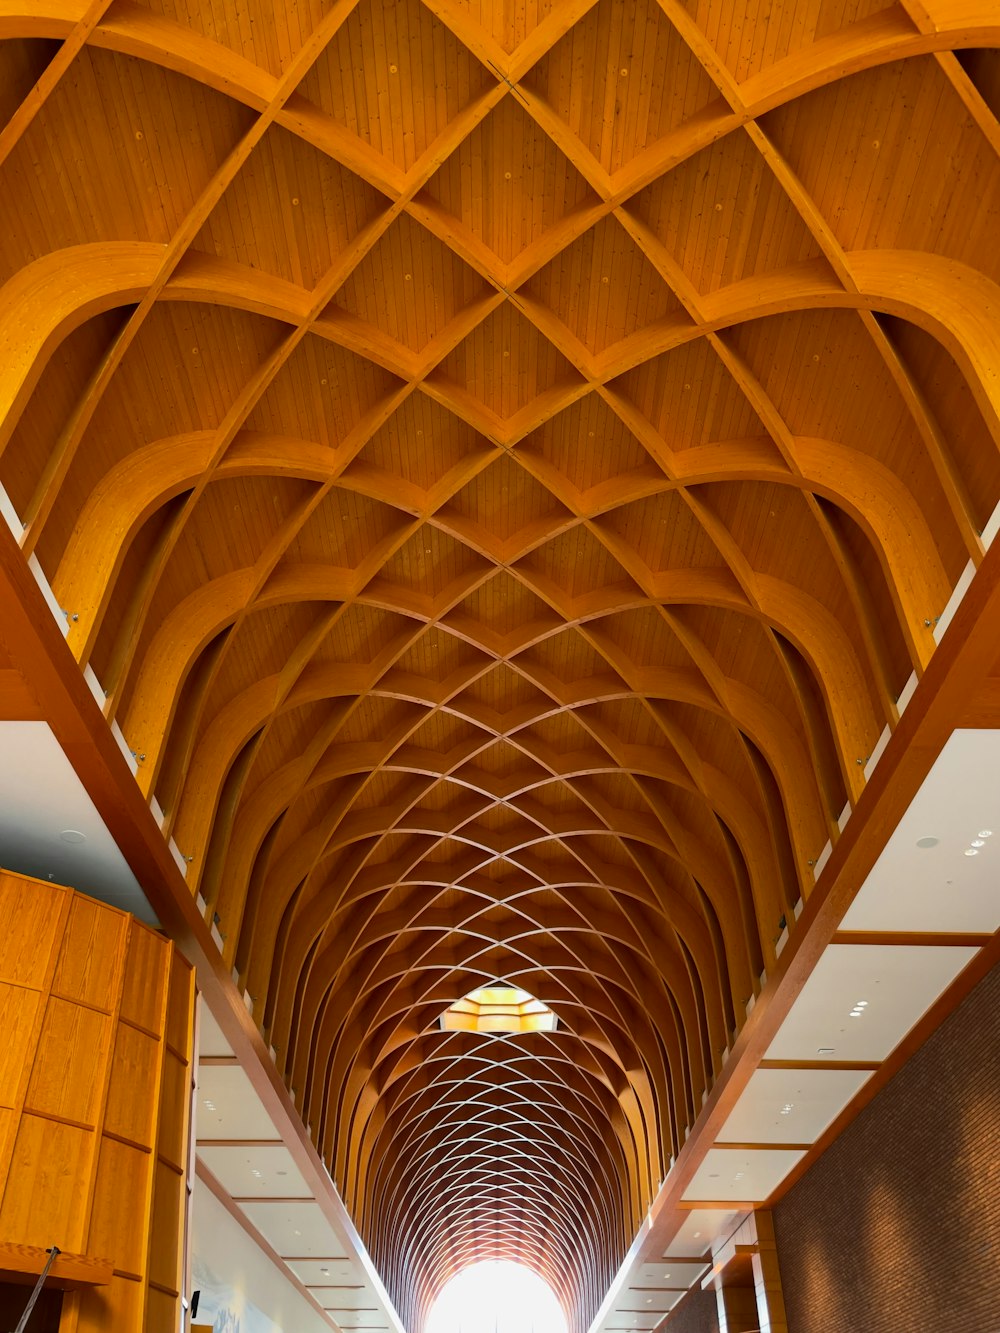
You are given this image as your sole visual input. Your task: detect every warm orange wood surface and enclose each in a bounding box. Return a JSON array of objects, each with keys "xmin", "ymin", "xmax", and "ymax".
[
  {"xmin": 0, "ymin": 2, "xmax": 998, "ymax": 1329},
  {"xmin": 0, "ymin": 871, "xmax": 194, "ymax": 1333},
  {"xmin": 0, "ymin": 1242, "xmax": 113, "ymax": 1289}
]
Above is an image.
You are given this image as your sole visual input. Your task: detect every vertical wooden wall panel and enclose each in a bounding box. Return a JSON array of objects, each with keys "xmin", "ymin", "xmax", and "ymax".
[{"xmin": 0, "ymin": 868, "xmax": 194, "ymax": 1333}]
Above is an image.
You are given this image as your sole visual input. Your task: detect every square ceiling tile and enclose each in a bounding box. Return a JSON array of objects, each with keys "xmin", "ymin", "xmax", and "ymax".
[
  {"xmin": 288, "ymin": 1259, "xmax": 359, "ymax": 1285},
  {"xmin": 197, "ymin": 1143, "xmax": 311, "ymax": 1199},
  {"xmin": 635, "ymin": 1260, "xmax": 707, "ymax": 1288},
  {"xmin": 314, "ymin": 1286, "xmax": 377, "ymax": 1311},
  {"xmin": 663, "ymin": 1208, "xmax": 745, "ymax": 1258},
  {"xmin": 198, "ymin": 1000, "xmax": 235, "ymax": 1058},
  {"xmin": 622, "ymin": 1287, "xmax": 684, "ymax": 1313},
  {"xmin": 239, "ymin": 1200, "xmax": 349, "ymax": 1259},
  {"xmin": 681, "ymin": 1148, "xmax": 805, "ymax": 1203},
  {"xmin": 197, "ymin": 1064, "xmax": 280, "ymax": 1141},
  {"xmin": 842, "ymin": 730, "xmax": 1000, "ymax": 932},
  {"xmin": 764, "ymin": 944, "xmax": 978, "ymax": 1063},
  {"xmin": 716, "ymin": 1067, "xmax": 872, "ymax": 1144}
]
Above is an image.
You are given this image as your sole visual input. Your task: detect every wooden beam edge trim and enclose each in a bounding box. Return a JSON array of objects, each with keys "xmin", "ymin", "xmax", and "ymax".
[{"xmin": 832, "ymin": 930, "xmax": 992, "ymax": 946}]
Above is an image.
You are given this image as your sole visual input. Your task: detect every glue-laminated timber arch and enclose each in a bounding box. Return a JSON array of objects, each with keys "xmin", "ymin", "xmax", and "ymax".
[
  {"xmin": 304, "ymin": 949, "xmax": 695, "ymax": 1171},
  {"xmin": 359, "ymin": 1044, "xmax": 650, "ymax": 1186},
  {"xmin": 3, "ymin": 6, "xmax": 1000, "ymax": 1327},
  {"xmin": 170, "ymin": 591, "xmax": 837, "ymax": 863},
  {"xmin": 313, "ymin": 937, "xmax": 681, "ymax": 1108},
  {"xmin": 355, "ymin": 1041, "xmax": 656, "ymax": 1214},
  {"xmin": 238, "ymin": 725, "xmax": 757, "ymax": 911},
  {"xmin": 284, "ymin": 886, "xmax": 710, "ymax": 1113},
  {"xmin": 260, "ymin": 818, "xmax": 747, "ymax": 1043}
]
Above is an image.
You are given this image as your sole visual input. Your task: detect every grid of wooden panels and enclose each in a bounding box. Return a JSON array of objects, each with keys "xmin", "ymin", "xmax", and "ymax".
[
  {"xmin": 0, "ymin": 869, "xmax": 194, "ymax": 1333},
  {"xmin": 0, "ymin": 2, "xmax": 999, "ymax": 1329}
]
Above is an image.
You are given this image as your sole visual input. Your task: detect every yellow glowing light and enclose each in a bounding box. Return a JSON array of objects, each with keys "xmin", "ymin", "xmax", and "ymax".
[
  {"xmin": 439, "ymin": 986, "xmax": 558, "ymax": 1034},
  {"xmin": 427, "ymin": 1261, "xmax": 567, "ymax": 1333}
]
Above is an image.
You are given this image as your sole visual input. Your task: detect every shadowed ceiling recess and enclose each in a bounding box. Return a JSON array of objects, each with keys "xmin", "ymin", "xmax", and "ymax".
[{"xmin": 1, "ymin": 1, "xmax": 999, "ymax": 1329}]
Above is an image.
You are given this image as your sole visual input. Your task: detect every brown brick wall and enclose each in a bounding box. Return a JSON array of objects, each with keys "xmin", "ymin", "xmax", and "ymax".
[
  {"xmin": 773, "ymin": 958, "xmax": 1000, "ymax": 1333},
  {"xmin": 661, "ymin": 1288, "xmax": 720, "ymax": 1333}
]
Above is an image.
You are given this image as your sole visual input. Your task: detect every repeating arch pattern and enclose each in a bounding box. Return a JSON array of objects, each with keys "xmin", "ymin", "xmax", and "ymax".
[{"xmin": 1, "ymin": 3, "xmax": 999, "ymax": 1329}]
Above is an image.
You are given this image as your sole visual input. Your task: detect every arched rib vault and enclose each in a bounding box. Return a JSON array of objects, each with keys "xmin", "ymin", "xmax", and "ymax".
[{"xmin": 1, "ymin": 3, "xmax": 999, "ymax": 1329}]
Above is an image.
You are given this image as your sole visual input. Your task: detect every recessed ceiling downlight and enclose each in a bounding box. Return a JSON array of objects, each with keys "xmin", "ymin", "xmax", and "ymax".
[
  {"xmin": 59, "ymin": 828, "xmax": 86, "ymax": 843},
  {"xmin": 915, "ymin": 836, "xmax": 939, "ymax": 849}
]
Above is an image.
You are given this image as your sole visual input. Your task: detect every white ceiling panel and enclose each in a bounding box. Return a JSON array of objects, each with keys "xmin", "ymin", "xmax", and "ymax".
[
  {"xmin": 717, "ymin": 1067, "xmax": 872, "ymax": 1144},
  {"xmin": 329, "ymin": 1312, "xmax": 388, "ymax": 1329},
  {"xmin": 314, "ymin": 1286, "xmax": 377, "ymax": 1311},
  {"xmin": 240, "ymin": 1200, "xmax": 349, "ymax": 1259},
  {"xmin": 609, "ymin": 1310, "xmax": 661, "ymax": 1329},
  {"xmin": 198, "ymin": 1001, "xmax": 235, "ymax": 1058},
  {"xmin": 765, "ymin": 944, "xmax": 978, "ymax": 1063},
  {"xmin": 622, "ymin": 1287, "xmax": 685, "ymax": 1313},
  {"xmin": 681, "ymin": 1148, "xmax": 805, "ymax": 1203},
  {"xmin": 197, "ymin": 1064, "xmax": 280, "ymax": 1141},
  {"xmin": 842, "ymin": 730, "xmax": 1000, "ymax": 932},
  {"xmin": 663, "ymin": 1208, "xmax": 744, "ymax": 1258},
  {"xmin": 634, "ymin": 1260, "xmax": 707, "ymax": 1289},
  {"xmin": 197, "ymin": 1143, "xmax": 312, "ymax": 1199},
  {"xmin": 0, "ymin": 720, "xmax": 156, "ymax": 923},
  {"xmin": 289, "ymin": 1259, "xmax": 359, "ymax": 1285}
]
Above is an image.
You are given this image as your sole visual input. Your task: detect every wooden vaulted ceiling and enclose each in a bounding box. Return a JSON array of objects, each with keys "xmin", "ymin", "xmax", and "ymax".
[{"xmin": 2, "ymin": 0, "xmax": 1000, "ymax": 1328}]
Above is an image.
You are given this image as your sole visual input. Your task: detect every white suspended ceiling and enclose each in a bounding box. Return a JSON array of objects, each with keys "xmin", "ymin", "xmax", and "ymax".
[
  {"xmin": 0, "ymin": 719, "xmax": 156, "ymax": 923},
  {"xmin": 716, "ymin": 1067, "xmax": 873, "ymax": 1145},
  {"xmin": 842, "ymin": 729, "xmax": 1000, "ymax": 934},
  {"xmin": 764, "ymin": 943, "xmax": 979, "ymax": 1064}
]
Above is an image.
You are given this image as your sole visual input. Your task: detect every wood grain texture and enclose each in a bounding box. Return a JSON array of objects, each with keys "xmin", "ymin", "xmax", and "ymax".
[
  {"xmin": 0, "ymin": 4, "xmax": 998, "ymax": 1329},
  {"xmin": 0, "ymin": 871, "xmax": 194, "ymax": 1333}
]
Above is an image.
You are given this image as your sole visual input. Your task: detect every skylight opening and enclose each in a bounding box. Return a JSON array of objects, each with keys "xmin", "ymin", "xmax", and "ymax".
[
  {"xmin": 426, "ymin": 1261, "xmax": 568, "ymax": 1333},
  {"xmin": 439, "ymin": 985, "xmax": 558, "ymax": 1035}
]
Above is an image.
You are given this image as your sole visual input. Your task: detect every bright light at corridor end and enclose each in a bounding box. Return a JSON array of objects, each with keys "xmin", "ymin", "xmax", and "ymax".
[{"xmin": 426, "ymin": 1261, "xmax": 568, "ymax": 1333}]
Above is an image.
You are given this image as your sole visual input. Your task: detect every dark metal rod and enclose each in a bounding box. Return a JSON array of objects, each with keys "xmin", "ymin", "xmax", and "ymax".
[{"xmin": 12, "ymin": 1245, "xmax": 60, "ymax": 1333}]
